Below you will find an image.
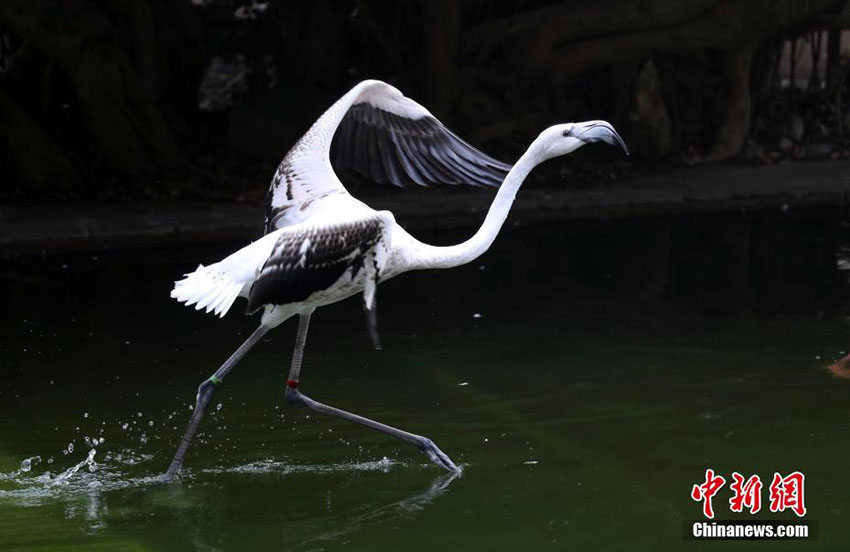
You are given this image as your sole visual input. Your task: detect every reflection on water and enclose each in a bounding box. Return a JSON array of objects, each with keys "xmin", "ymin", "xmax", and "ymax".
[
  {"xmin": 1, "ymin": 210, "xmax": 849, "ymax": 550},
  {"xmin": 293, "ymin": 471, "xmax": 458, "ymax": 550},
  {"xmin": 1, "ymin": 444, "xmax": 454, "ymax": 548}
]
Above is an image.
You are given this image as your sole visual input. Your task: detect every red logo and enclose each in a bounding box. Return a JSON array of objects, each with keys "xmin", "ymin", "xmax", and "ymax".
[
  {"xmin": 729, "ymin": 472, "xmax": 763, "ymax": 514},
  {"xmin": 691, "ymin": 469, "xmax": 806, "ymax": 518},
  {"xmin": 691, "ymin": 469, "xmax": 726, "ymax": 519},
  {"xmin": 769, "ymin": 471, "xmax": 807, "ymax": 517}
]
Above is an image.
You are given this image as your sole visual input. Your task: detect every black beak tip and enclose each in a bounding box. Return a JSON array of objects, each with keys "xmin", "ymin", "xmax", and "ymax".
[
  {"xmin": 604, "ymin": 135, "xmax": 629, "ymax": 156},
  {"xmin": 609, "ymin": 129, "xmax": 629, "ymax": 156},
  {"xmin": 577, "ymin": 122, "xmax": 629, "ymax": 156}
]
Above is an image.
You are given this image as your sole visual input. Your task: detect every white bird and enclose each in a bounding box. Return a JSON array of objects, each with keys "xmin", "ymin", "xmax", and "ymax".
[{"xmin": 163, "ymin": 79, "xmax": 627, "ymax": 481}]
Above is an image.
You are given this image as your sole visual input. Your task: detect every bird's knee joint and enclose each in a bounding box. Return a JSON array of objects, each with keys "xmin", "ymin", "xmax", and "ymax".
[
  {"xmin": 195, "ymin": 377, "xmax": 220, "ymax": 404},
  {"xmin": 285, "ymin": 387, "xmax": 307, "ymax": 407}
]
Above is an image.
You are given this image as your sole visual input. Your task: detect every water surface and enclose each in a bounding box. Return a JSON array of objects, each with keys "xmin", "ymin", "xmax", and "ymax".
[{"xmin": 1, "ymin": 213, "xmax": 849, "ymax": 550}]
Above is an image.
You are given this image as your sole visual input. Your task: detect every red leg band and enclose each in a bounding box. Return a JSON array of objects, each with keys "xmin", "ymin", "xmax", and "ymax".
[{"xmin": 286, "ymin": 379, "xmax": 299, "ymax": 389}]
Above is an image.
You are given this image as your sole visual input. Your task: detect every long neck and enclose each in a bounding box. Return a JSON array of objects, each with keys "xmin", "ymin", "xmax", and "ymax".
[{"xmin": 402, "ymin": 146, "xmax": 543, "ymax": 270}]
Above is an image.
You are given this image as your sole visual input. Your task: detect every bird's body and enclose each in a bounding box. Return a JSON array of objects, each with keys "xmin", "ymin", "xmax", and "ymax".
[
  {"xmin": 172, "ymin": 79, "xmax": 516, "ymax": 329},
  {"xmin": 164, "ymin": 79, "xmax": 627, "ymax": 481},
  {"xmin": 172, "ymin": 206, "xmax": 396, "ymax": 325}
]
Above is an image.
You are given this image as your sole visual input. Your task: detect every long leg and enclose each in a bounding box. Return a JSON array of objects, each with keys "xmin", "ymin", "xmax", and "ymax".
[
  {"xmin": 284, "ymin": 313, "xmax": 461, "ymax": 473},
  {"xmin": 163, "ymin": 324, "xmax": 270, "ymax": 482}
]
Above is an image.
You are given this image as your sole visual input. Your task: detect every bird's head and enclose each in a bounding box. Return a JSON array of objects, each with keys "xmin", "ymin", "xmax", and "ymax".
[{"xmin": 534, "ymin": 120, "xmax": 628, "ymax": 161}]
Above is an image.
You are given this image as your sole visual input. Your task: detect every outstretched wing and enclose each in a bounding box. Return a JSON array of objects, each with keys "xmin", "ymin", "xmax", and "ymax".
[
  {"xmin": 331, "ymin": 101, "xmax": 512, "ymax": 188},
  {"xmin": 265, "ymin": 80, "xmax": 512, "ymax": 233},
  {"xmin": 246, "ymin": 215, "xmax": 386, "ymax": 314}
]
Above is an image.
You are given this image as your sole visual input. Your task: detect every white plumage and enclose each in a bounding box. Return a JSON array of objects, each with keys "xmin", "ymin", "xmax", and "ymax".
[
  {"xmin": 171, "ymin": 228, "xmax": 284, "ymax": 317},
  {"xmin": 163, "ymin": 79, "xmax": 628, "ymax": 480},
  {"xmin": 170, "ymin": 80, "xmax": 626, "ymax": 327}
]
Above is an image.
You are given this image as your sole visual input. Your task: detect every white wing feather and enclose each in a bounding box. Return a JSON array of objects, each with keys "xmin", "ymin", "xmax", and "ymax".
[
  {"xmin": 171, "ymin": 230, "xmax": 283, "ymax": 317},
  {"xmin": 265, "ymin": 80, "xmax": 510, "ymax": 233}
]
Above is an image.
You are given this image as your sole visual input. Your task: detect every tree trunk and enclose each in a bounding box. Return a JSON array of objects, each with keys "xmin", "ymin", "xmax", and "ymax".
[
  {"xmin": 422, "ymin": 0, "xmax": 459, "ymax": 120},
  {"xmin": 0, "ymin": 87, "xmax": 79, "ymax": 192},
  {"xmin": 825, "ymin": 29, "xmax": 843, "ymax": 96},
  {"xmin": 0, "ymin": 0, "xmax": 180, "ymax": 175},
  {"xmin": 627, "ymin": 59, "xmax": 672, "ymax": 160},
  {"xmin": 707, "ymin": 46, "xmax": 755, "ymax": 161}
]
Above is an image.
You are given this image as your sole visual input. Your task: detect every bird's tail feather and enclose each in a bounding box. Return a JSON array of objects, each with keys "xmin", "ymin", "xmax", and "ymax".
[
  {"xmin": 170, "ymin": 228, "xmax": 284, "ymax": 318},
  {"xmin": 171, "ymin": 263, "xmax": 245, "ymax": 318}
]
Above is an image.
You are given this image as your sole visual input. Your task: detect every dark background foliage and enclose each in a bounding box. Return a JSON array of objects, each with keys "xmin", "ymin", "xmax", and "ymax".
[{"xmin": 1, "ymin": 0, "xmax": 849, "ymax": 203}]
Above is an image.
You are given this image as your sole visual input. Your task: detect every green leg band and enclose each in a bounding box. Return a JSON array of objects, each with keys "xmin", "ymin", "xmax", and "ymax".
[{"xmin": 208, "ymin": 375, "xmax": 223, "ymax": 385}]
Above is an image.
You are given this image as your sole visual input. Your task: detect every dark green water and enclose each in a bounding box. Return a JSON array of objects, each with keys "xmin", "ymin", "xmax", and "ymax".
[{"xmin": 1, "ymin": 213, "xmax": 849, "ymax": 550}]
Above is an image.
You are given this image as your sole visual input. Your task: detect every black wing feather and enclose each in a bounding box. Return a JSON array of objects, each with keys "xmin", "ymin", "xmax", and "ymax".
[
  {"xmin": 332, "ymin": 103, "xmax": 512, "ymax": 188},
  {"xmin": 246, "ymin": 218, "xmax": 383, "ymax": 313},
  {"xmin": 399, "ymin": 132, "xmax": 439, "ymax": 184},
  {"xmin": 390, "ymin": 131, "xmax": 426, "ymax": 186}
]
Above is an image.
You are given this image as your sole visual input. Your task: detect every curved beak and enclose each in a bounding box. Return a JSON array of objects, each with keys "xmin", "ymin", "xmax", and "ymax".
[{"xmin": 570, "ymin": 120, "xmax": 629, "ymax": 155}]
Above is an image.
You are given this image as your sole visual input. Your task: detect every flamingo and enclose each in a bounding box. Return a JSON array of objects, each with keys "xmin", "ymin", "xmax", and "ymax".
[{"xmin": 163, "ymin": 79, "xmax": 627, "ymax": 481}]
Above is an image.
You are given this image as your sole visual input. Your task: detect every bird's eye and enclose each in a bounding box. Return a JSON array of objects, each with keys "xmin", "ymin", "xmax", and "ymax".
[{"xmin": 562, "ymin": 129, "xmax": 570, "ymax": 137}]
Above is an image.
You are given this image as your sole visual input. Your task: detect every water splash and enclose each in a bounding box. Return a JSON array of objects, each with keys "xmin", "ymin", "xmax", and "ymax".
[
  {"xmin": 20, "ymin": 456, "xmax": 40, "ymax": 473},
  {"xmin": 52, "ymin": 449, "xmax": 97, "ymax": 485},
  {"xmin": 0, "ymin": 446, "xmax": 162, "ymax": 506},
  {"xmin": 0, "ymin": 446, "xmax": 166, "ymax": 535}
]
